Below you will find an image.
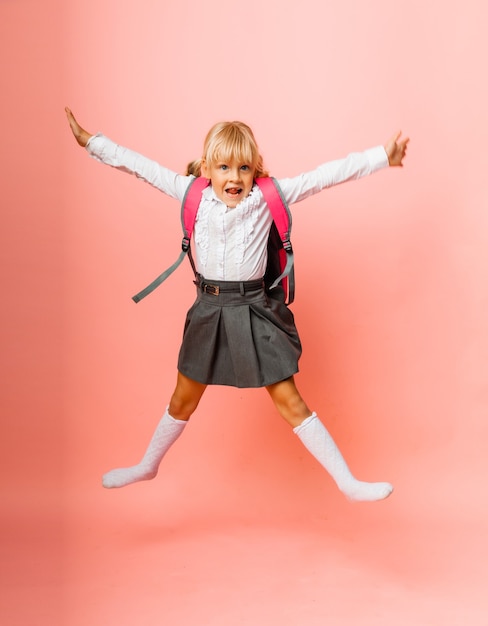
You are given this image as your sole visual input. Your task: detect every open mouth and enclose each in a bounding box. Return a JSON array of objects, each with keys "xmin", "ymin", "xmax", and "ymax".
[{"xmin": 225, "ymin": 187, "xmax": 243, "ymax": 196}]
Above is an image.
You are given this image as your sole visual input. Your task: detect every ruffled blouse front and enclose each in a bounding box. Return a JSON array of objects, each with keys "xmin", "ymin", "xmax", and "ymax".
[{"xmin": 194, "ymin": 184, "xmax": 272, "ymax": 281}]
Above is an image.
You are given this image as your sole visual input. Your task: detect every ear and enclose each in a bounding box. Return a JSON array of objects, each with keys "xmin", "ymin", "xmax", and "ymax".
[{"xmin": 201, "ymin": 159, "xmax": 209, "ymax": 178}]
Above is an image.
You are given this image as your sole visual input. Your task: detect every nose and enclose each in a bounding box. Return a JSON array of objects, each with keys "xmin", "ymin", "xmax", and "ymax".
[{"xmin": 229, "ymin": 167, "xmax": 241, "ymax": 181}]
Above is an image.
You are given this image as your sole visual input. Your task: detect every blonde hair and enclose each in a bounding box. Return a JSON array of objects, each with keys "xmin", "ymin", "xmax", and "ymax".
[
  {"xmin": 185, "ymin": 160, "xmax": 201, "ymax": 176},
  {"xmin": 188, "ymin": 121, "xmax": 268, "ymax": 178}
]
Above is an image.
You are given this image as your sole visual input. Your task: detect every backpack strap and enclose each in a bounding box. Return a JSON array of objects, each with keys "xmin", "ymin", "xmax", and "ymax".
[
  {"xmin": 132, "ymin": 177, "xmax": 210, "ymax": 303},
  {"xmin": 132, "ymin": 176, "xmax": 295, "ymax": 304},
  {"xmin": 255, "ymin": 177, "xmax": 295, "ymax": 303}
]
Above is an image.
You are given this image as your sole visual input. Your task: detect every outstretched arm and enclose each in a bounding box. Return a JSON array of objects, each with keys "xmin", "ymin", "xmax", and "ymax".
[
  {"xmin": 64, "ymin": 107, "xmax": 190, "ymax": 201},
  {"xmin": 384, "ymin": 131, "xmax": 409, "ymax": 167},
  {"xmin": 278, "ymin": 130, "xmax": 409, "ymax": 204},
  {"xmin": 65, "ymin": 107, "xmax": 93, "ymax": 147}
]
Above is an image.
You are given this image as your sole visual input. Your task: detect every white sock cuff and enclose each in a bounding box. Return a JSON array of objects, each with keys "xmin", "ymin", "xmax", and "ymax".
[
  {"xmin": 165, "ymin": 406, "xmax": 188, "ymax": 426},
  {"xmin": 293, "ymin": 412, "xmax": 317, "ymax": 435}
]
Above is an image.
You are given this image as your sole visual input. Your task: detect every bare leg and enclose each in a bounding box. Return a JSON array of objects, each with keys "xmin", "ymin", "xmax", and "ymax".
[
  {"xmin": 168, "ymin": 372, "xmax": 207, "ymax": 421},
  {"xmin": 266, "ymin": 377, "xmax": 393, "ymax": 502},
  {"xmin": 103, "ymin": 373, "xmax": 206, "ymax": 488},
  {"xmin": 266, "ymin": 376, "xmax": 312, "ymax": 427}
]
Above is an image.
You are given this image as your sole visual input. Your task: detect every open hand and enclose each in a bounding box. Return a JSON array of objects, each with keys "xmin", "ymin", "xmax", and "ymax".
[
  {"xmin": 384, "ymin": 131, "xmax": 409, "ymax": 167},
  {"xmin": 65, "ymin": 107, "xmax": 92, "ymax": 147}
]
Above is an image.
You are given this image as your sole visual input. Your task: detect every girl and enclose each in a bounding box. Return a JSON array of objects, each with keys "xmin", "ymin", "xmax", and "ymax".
[{"xmin": 65, "ymin": 108, "xmax": 408, "ymax": 502}]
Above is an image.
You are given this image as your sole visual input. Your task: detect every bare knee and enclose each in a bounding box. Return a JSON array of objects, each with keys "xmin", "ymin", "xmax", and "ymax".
[
  {"xmin": 281, "ymin": 395, "xmax": 311, "ymax": 427},
  {"xmin": 168, "ymin": 392, "xmax": 200, "ymax": 421},
  {"xmin": 168, "ymin": 373, "xmax": 206, "ymax": 421},
  {"xmin": 266, "ymin": 377, "xmax": 311, "ymax": 428}
]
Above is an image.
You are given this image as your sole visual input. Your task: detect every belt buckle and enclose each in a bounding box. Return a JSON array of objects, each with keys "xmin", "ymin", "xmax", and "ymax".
[{"xmin": 203, "ymin": 283, "xmax": 220, "ymax": 296}]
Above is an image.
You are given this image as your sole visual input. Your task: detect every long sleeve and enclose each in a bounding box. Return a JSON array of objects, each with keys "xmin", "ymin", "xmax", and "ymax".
[
  {"xmin": 86, "ymin": 133, "xmax": 191, "ymax": 202},
  {"xmin": 277, "ymin": 146, "xmax": 389, "ymax": 205}
]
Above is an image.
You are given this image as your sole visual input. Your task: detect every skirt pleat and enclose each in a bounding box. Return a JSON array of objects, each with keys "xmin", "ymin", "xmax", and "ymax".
[{"xmin": 177, "ymin": 281, "xmax": 302, "ymax": 388}]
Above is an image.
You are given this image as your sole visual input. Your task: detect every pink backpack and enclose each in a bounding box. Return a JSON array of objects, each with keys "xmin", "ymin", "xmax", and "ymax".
[{"xmin": 132, "ymin": 176, "xmax": 295, "ymax": 304}]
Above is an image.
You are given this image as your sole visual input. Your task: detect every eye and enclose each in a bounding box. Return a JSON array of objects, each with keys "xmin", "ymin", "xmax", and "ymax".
[
  {"xmin": 240, "ymin": 165, "xmax": 250, "ymax": 171},
  {"xmin": 219, "ymin": 164, "xmax": 229, "ymax": 170}
]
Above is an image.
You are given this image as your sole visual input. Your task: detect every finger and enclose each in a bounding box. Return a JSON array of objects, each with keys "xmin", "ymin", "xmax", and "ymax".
[
  {"xmin": 390, "ymin": 130, "xmax": 402, "ymax": 144},
  {"xmin": 65, "ymin": 107, "xmax": 79, "ymax": 127},
  {"xmin": 65, "ymin": 110, "xmax": 76, "ymax": 128}
]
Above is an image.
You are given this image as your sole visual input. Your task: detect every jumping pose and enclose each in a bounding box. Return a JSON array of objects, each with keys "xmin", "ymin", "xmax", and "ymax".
[{"xmin": 66, "ymin": 107, "xmax": 408, "ymax": 501}]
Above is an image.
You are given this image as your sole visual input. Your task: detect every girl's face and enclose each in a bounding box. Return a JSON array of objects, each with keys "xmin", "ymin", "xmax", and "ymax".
[{"xmin": 202, "ymin": 159, "xmax": 255, "ymax": 208}]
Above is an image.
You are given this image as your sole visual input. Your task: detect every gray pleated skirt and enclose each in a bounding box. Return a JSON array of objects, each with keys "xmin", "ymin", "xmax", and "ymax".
[{"xmin": 177, "ymin": 278, "xmax": 302, "ymax": 388}]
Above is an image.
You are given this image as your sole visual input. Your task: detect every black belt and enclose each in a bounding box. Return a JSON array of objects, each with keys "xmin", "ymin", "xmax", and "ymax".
[{"xmin": 195, "ymin": 275, "xmax": 264, "ymax": 296}]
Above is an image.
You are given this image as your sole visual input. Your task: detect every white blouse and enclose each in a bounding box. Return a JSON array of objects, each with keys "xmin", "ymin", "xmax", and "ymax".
[{"xmin": 87, "ymin": 134, "xmax": 389, "ymax": 281}]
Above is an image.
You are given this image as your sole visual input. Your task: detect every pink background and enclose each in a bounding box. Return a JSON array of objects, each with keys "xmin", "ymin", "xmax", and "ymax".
[{"xmin": 2, "ymin": 0, "xmax": 488, "ymax": 624}]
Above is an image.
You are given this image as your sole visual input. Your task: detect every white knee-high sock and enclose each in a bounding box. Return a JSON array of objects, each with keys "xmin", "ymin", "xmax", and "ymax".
[
  {"xmin": 102, "ymin": 408, "xmax": 187, "ymax": 489},
  {"xmin": 293, "ymin": 413, "xmax": 393, "ymax": 502}
]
